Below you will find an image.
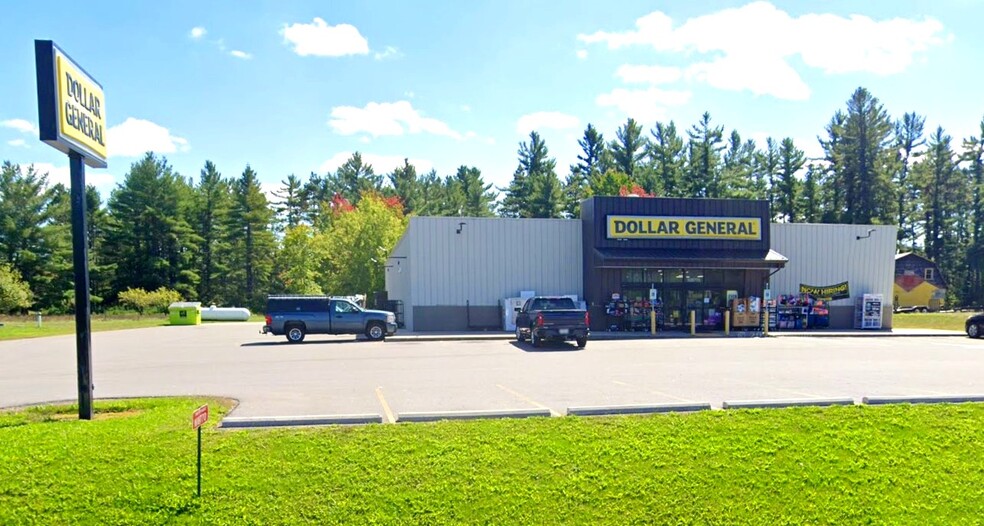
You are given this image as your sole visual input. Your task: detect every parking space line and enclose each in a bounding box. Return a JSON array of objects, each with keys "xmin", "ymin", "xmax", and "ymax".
[
  {"xmin": 725, "ymin": 378, "xmax": 824, "ymax": 399},
  {"xmin": 613, "ymin": 380, "xmax": 696, "ymax": 403},
  {"xmin": 375, "ymin": 387, "xmax": 396, "ymax": 424},
  {"xmin": 495, "ymin": 384, "xmax": 559, "ymax": 416}
]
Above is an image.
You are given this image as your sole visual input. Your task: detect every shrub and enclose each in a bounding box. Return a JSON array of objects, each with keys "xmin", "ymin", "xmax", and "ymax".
[
  {"xmin": 0, "ymin": 263, "xmax": 33, "ymax": 313},
  {"xmin": 117, "ymin": 287, "xmax": 183, "ymax": 314}
]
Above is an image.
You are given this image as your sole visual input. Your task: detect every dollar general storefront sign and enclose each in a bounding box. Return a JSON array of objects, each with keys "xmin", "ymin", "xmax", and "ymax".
[
  {"xmin": 35, "ymin": 40, "xmax": 107, "ymax": 168},
  {"xmin": 607, "ymin": 215, "xmax": 762, "ymax": 241}
]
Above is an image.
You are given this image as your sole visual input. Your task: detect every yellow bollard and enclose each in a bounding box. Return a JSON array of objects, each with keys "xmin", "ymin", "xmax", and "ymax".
[
  {"xmin": 724, "ymin": 310, "xmax": 730, "ymax": 336},
  {"xmin": 764, "ymin": 311, "xmax": 769, "ymax": 336},
  {"xmin": 651, "ymin": 309, "xmax": 656, "ymax": 335},
  {"xmin": 690, "ymin": 310, "xmax": 696, "ymax": 336}
]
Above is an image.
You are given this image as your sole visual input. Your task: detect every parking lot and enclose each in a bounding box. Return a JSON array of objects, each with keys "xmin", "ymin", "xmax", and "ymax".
[{"xmin": 1, "ymin": 323, "xmax": 982, "ymax": 421}]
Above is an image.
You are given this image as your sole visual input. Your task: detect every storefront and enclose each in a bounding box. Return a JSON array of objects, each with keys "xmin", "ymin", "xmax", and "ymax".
[
  {"xmin": 581, "ymin": 196, "xmax": 787, "ymax": 332},
  {"xmin": 384, "ymin": 197, "xmax": 896, "ymax": 332}
]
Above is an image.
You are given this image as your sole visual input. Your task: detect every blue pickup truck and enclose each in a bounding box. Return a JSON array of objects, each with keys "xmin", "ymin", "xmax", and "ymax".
[
  {"xmin": 515, "ymin": 296, "xmax": 589, "ymax": 348},
  {"xmin": 262, "ymin": 295, "xmax": 397, "ymax": 343}
]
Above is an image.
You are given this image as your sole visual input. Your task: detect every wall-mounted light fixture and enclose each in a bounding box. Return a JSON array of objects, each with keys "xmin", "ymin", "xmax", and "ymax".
[
  {"xmin": 456, "ymin": 222, "xmax": 466, "ymax": 234},
  {"xmin": 856, "ymin": 228, "xmax": 876, "ymax": 240}
]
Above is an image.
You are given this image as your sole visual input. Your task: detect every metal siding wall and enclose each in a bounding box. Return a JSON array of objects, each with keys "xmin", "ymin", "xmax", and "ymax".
[
  {"xmin": 769, "ymin": 223, "xmax": 897, "ymax": 327},
  {"xmin": 385, "ymin": 225, "xmax": 413, "ymax": 330},
  {"xmin": 408, "ymin": 217, "xmax": 582, "ymax": 306}
]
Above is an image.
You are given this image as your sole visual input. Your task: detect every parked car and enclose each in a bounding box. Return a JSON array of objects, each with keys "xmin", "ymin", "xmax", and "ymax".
[
  {"xmin": 515, "ymin": 296, "xmax": 589, "ymax": 348},
  {"xmin": 967, "ymin": 312, "xmax": 984, "ymax": 339},
  {"xmin": 262, "ymin": 295, "xmax": 397, "ymax": 343}
]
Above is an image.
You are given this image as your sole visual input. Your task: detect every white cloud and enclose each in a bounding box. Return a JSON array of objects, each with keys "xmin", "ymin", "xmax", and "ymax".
[
  {"xmin": 190, "ymin": 26, "xmax": 207, "ymax": 40},
  {"xmin": 616, "ymin": 64, "xmax": 682, "ymax": 85},
  {"xmin": 329, "ymin": 100, "xmax": 461, "ymax": 140},
  {"xmin": 281, "ymin": 18, "xmax": 369, "ymax": 57},
  {"xmin": 27, "ymin": 162, "xmax": 115, "ymax": 189},
  {"xmin": 1, "ymin": 119, "xmax": 37, "ymax": 135},
  {"xmin": 7, "ymin": 139, "xmax": 27, "ymax": 148},
  {"xmin": 595, "ymin": 88, "xmax": 692, "ymax": 122},
  {"xmin": 229, "ymin": 50, "xmax": 252, "ymax": 60},
  {"xmin": 107, "ymin": 118, "xmax": 190, "ymax": 157},
  {"xmin": 577, "ymin": 1, "xmax": 949, "ymax": 100},
  {"xmin": 318, "ymin": 153, "xmax": 433, "ymax": 175},
  {"xmin": 515, "ymin": 111, "xmax": 580, "ymax": 135},
  {"xmin": 374, "ymin": 46, "xmax": 402, "ymax": 60},
  {"xmin": 576, "ymin": 49, "xmax": 588, "ymax": 60}
]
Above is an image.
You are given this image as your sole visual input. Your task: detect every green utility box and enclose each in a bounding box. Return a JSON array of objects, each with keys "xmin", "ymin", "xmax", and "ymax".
[{"xmin": 169, "ymin": 302, "xmax": 202, "ymax": 325}]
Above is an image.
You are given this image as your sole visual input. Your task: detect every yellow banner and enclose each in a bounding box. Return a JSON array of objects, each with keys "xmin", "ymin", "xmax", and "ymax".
[
  {"xmin": 607, "ymin": 215, "xmax": 762, "ymax": 240},
  {"xmin": 55, "ymin": 51, "xmax": 107, "ymax": 162}
]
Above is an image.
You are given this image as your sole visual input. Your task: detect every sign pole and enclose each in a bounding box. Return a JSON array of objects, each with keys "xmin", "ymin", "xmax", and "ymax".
[
  {"xmin": 197, "ymin": 426, "xmax": 202, "ymax": 497},
  {"xmin": 69, "ymin": 150, "xmax": 94, "ymax": 420},
  {"xmin": 192, "ymin": 404, "xmax": 209, "ymax": 497}
]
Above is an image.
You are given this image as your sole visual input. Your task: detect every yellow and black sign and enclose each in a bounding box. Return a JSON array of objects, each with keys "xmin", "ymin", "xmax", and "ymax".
[
  {"xmin": 800, "ymin": 282, "xmax": 850, "ymax": 300},
  {"xmin": 35, "ymin": 40, "xmax": 107, "ymax": 168},
  {"xmin": 607, "ymin": 215, "xmax": 762, "ymax": 241}
]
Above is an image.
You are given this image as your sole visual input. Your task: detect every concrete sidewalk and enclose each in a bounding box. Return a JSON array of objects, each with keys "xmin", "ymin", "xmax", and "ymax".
[{"xmin": 387, "ymin": 327, "xmax": 967, "ymax": 342}]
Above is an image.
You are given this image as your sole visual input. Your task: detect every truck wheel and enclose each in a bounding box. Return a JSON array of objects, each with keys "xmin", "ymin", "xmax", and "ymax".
[
  {"xmin": 575, "ymin": 337, "xmax": 587, "ymax": 349},
  {"xmin": 286, "ymin": 324, "xmax": 306, "ymax": 343},
  {"xmin": 516, "ymin": 326, "xmax": 526, "ymax": 342},
  {"xmin": 366, "ymin": 322, "xmax": 386, "ymax": 341},
  {"xmin": 531, "ymin": 329, "xmax": 542, "ymax": 348}
]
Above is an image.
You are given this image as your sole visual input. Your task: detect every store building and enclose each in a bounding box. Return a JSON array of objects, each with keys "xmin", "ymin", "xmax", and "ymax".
[{"xmin": 386, "ymin": 196, "xmax": 897, "ymax": 332}]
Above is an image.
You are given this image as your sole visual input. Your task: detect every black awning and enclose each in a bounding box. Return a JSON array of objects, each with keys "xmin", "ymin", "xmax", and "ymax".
[{"xmin": 593, "ymin": 248, "xmax": 788, "ymax": 269}]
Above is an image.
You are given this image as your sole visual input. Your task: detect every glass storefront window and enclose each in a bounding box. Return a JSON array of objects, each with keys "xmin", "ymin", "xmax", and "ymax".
[
  {"xmin": 623, "ymin": 269, "xmax": 643, "ymax": 283},
  {"xmin": 685, "ymin": 269, "xmax": 704, "ymax": 284},
  {"xmin": 704, "ymin": 269, "xmax": 725, "ymax": 287},
  {"xmin": 644, "ymin": 269, "xmax": 663, "ymax": 284},
  {"xmin": 665, "ymin": 269, "xmax": 684, "ymax": 283}
]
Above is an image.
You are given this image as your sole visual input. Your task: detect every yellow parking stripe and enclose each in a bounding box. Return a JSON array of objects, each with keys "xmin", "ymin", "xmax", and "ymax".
[
  {"xmin": 375, "ymin": 387, "xmax": 396, "ymax": 424},
  {"xmin": 495, "ymin": 384, "xmax": 559, "ymax": 416}
]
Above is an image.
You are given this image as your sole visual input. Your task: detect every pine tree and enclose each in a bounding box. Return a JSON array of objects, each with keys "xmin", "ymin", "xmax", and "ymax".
[
  {"xmin": 500, "ymin": 132, "xmax": 561, "ymax": 218},
  {"xmin": 576, "ymin": 124, "xmax": 607, "ymax": 177},
  {"xmin": 451, "ymin": 166, "xmax": 496, "ymax": 217},
  {"xmin": 961, "ymin": 117, "xmax": 984, "ymax": 305},
  {"xmin": 776, "ymin": 138, "xmax": 806, "ymax": 222},
  {"xmin": 820, "ymin": 111, "xmax": 848, "ymax": 223},
  {"xmin": 562, "ymin": 166, "xmax": 590, "ymax": 218},
  {"xmin": 273, "ymin": 174, "xmax": 305, "ymax": 231},
  {"xmin": 227, "ymin": 165, "xmax": 276, "ymax": 310},
  {"xmin": 388, "ymin": 159, "xmax": 422, "ymax": 216},
  {"xmin": 836, "ymin": 87, "xmax": 895, "ymax": 224},
  {"xmin": 192, "ymin": 161, "xmax": 233, "ymax": 304},
  {"xmin": 611, "ymin": 118, "xmax": 646, "ymax": 182},
  {"xmin": 0, "ymin": 162, "xmax": 68, "ymax": 307},
  {"xmin": 686, "ymin": 112, "xmax": 725, "ymax": 197},
  {"xmin": 106, "ymin": 154, "xmax": 199, "ymax": 298},
  {"xmin": 800, "ymin": 164, "xmax": 822, "ymax": 223},
  {"xmin": 648, "ymin": 122, "xmax": 685, "ymax": 197},
  {"xmin": 893, "ymin": 113, "xmax": 926, "ymax": 248},
  {"xmin": 720, "ymin": 130, "xmax": 759, "ymax": 199},
  {"xmin": 336, "ymin": 152, "xmax": 383, "ymax": 203},
  {"xmin": 755, "ymin": 138, "xmax": 780, "ymax": 215}
]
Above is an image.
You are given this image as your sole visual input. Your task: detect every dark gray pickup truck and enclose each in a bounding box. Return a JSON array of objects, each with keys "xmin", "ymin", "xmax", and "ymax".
[
  {"xmin": 515, "ymin": 296, "xmax": 589, "ymax": 348},
  {"xmin": 262, "ymin": 295, "xmax": 397, "ymax": 343}
]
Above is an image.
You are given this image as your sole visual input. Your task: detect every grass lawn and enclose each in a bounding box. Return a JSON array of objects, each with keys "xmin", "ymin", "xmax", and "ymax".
[
  {"xmin": 0, "ymin": 314, "xmax": 265, "ymax": 341},
  {"xmin": 2, "ymin": 399, "xmax": 983, "ymax": 524},
  {"xmin": 892, "ymin": 311, "xmax": 979, "ymax": 331}
]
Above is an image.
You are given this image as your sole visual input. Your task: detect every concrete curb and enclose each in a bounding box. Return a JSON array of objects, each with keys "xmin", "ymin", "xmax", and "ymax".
[
  {"xmin": 861, "ymin": 395, "xmax": 984, "ymax": 406},
  {"xmin": 722, "ymin": 398, "xmax": 855, "ymax": 410},
  {"xmin": 221, "ymin": 413, "xmax": 383, "ymax": 428},
  {"xmin": 770, "ymin": 332, "xmax": 966, "ymax": 338},
  {"xmin": 567, "ymin": 402, "xmax": 712, "ymax": 416},
  {"xmin": 386, "ymin": 331, "xmax": 966, "ymax": 342},
  {"xmin": 396, "ymin": 408, "xmax": 551, "ymax": 423}
]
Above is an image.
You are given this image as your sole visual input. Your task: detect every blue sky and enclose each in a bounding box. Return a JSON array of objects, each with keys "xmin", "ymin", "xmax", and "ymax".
[{"xmin": 1, "ymin": 1, "xmax": 982, "ymax": 198}]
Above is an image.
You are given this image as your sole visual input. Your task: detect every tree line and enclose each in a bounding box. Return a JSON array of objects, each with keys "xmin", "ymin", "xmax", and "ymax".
[{"xmin": 0, "ymin": 86, "xmax": 982, "ymax": 313}]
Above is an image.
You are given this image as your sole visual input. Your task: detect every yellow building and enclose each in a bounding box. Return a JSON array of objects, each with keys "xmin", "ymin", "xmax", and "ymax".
[{"xmin": 894, "ymin": 253, "xmax": 946, "ymax": 311}]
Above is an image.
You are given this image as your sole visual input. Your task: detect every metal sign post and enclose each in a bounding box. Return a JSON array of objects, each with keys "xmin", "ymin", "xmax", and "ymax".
[{"xmin": 192, "ymin": 405, "xmax": 209, "ymax": 497}]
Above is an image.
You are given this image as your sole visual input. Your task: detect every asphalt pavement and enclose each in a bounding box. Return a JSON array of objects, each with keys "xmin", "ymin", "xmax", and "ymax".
[{"xmin": 1, "ymin": 322, "xmax": 980, "ymax": 423}]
